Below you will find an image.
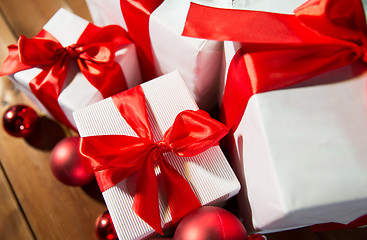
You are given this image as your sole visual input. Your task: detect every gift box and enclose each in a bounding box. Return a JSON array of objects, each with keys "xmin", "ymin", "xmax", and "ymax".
[
  {"xmin": 86, "ymin": 0, "xmax": 227, "ymax": 111},
  {"xmin": 182, "ymin": 0, "xmax": 367, "ymax": 233},
  {"xmin": 233, "ymin": 63, "xmax": 367, "ymax": 232},
  {"xmin": 85, "ymin": 0, "xmax": 126, "ymax": 27},
  {"xmin": 0, "ymin": 8, "xmax": 142, "ymax": 130},
  {"xmin": 73, "ymin": 71, "xmax": 240, "ymax": 239}
]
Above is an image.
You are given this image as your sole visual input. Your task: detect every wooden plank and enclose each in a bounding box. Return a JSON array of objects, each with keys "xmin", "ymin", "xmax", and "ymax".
[
  {"xmin": 0, "ymin": 0, "xmax": 70, "ymax": 38},
  {"xmin": 62, "ymin": 0, "xmax": 92, "ymax": 22},
  {"xmin": 0, "ymin": 131, "xmax": 107, "ymax": 240},
  {"xmin": 0, "ymin": 164, "xmax": 34, "ymax": 240},
  {"xmin": 0, "ymin": 0, "xmax": 91, "ymax": 39},
  {"xmin": 0, "ymin": 1, "xmax": 107, "ymax": 240}
]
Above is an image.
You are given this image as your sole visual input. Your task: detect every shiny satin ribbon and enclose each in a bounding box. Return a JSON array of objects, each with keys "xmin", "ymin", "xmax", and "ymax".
[
  {"xmin": 120, "ymin": 0, "xmax": 164, "ymax": 81},
  {"xmin": 0, "ymin": 24, "xmax": 131, "ymax": 130},
  {"xmin": 79, "ymin": 85, "xmax": 229, "ymax": 233},
  {"xmin": 183, "ymin": 0, "xmax": 367, "ymax": 131},
  {"xmin": 310, "ymin": 213, "xmax": 367, "ymax": 231}
]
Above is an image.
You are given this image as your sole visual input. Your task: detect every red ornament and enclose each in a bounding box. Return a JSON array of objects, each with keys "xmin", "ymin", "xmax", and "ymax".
[
  {"xmin": 249, "ymin": 234, "xmax": 267, "ymax": 240},
  {"xmin": 174, "ymin": 206, "xmax": 248, "ymax": 240},
  {"xmin": 2, "ymin": 104, "xmax": 38, "ymax": 137},
  {"xmin": 96, "ymin": 211, "xmax": 118, "ymax": 240},
  {"xmin": 50, "ymin": 136, "xmax": 94, "ymax": 186}
]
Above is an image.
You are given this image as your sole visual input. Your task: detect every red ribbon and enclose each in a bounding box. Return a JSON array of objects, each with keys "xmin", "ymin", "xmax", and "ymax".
[
  {"xmin": 183, "ymin": 0, "xmax": 367, "ymax": 131},
  {"xmin": 0, "ymin": 23, "xmax": 132, "ymax": 130},
  {"xmin": 310, "ymin": 213, "xmax": 367, "ymax": 231},
  {"xmin": 79, "ymin": 85, "xmax": 229, "ymax": 234},
  {"xmin": 120, "ymin": 0, "xmax": 164, "ymax": 81},
  {"xmin": 183, "ymin": 0, "xmax": 367, "ymax": 231}
]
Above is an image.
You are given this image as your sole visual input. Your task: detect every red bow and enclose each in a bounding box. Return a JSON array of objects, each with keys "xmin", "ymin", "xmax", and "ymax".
[
  {"xmin": 183, "ymin": 0, "xmax": 367, "ymax": 130},
  {"xmin": 79, "ymin": 86, "xmax": 229, "ymax": 234},
  {"xmin": 1, "ymin": 24, "xmax": 132, "ymax": 130}
]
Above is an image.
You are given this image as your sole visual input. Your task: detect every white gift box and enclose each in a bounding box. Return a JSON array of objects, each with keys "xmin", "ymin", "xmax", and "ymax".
[
  {"xmin": 9, "ymin": 8, "xmax": 142, "ymax": 129},
  {"xmin": 221, "ymin": 0, "xmax": 367, "ymax": 232},
  {"xmin": 73, "ymin": 71, "xmax": 240, "ymax": 239},
  {"xmin": 230, "ymin": 62, "xmax": 367, "ymax": 232},
  {"xmin": 86, "ymin": 0, "xmax": 228, "ymax": 111},
  {"xmin": 219, "ymin": 0, "xmax": 367, "ymax": 233},
  {"xmin": 85, "ymin": 0, "xmax": 127, "ymax": 28}
]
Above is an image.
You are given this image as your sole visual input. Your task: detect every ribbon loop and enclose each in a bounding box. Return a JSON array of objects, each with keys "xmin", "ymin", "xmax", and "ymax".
[
  {"xmin": 80, "ymin": 85, "xmax": 228, "ymax": 233},
  {"xmin": 18, "ymin": 35, "xmax": 65, "ymax": 66}
]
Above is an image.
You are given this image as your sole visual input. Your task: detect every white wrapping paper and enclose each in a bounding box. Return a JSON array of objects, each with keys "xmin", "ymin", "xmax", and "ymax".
[
  {"xmin": 86, "ymin": 0, "xmax": 227, "ymax": 111},
  {"xmin": 218, "ymin": 1, "xmax": 367, "ymax": 232},
  {"xmin": 85, "ymin": 0, "xmax": 126, "ymax": 28},
  {"xmin": 231, "ymin": 62, "xmax": 367, "ymax": 232},
  {"xmin": 73, "ymin": 71, "xmax": 240, "ymax": 239},
  {"xmin": 9, "ymin": 8, "xmax": 142, "ymax": 128}
]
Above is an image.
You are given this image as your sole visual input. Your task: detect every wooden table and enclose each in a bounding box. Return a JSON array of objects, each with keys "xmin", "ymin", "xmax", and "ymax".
[{"xmin": 0, "ymin": 0, "xmax": 366, "ymax": 239}]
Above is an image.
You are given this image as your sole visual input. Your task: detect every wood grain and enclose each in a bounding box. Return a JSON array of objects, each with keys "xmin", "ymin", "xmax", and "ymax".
[
  {"xmin": 0, "ymin": 1, "xmax": 105, "ymax": 240},
  {"xmin": 0, "ymin": 0, "xmax": 91, "ymax": 39},
  {"xmin": 0, "ymin": 164, "xmax": 34, "ymax": 240}
]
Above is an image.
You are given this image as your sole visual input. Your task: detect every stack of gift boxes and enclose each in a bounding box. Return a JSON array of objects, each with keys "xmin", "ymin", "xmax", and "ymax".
[{"xmin": 2, "ymin": 0, "xmax": 367, "ymax": 239}]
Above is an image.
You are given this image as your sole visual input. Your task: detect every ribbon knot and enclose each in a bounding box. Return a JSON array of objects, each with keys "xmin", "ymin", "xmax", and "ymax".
[
  {"xmin": 79, "ymin": 86, "xmax": 229, "ymax": 234},
  {"xmin": 156, "ymin": 140, "xmax": 170, "ymax": 154},
  {"xmin": 64, "ymin": 44, "xmax": 80, "ymax": 58}
]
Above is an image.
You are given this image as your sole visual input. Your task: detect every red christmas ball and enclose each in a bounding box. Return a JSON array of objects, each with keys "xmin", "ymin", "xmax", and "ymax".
[
  {"xmin": 249, "ymin": 234, "xmax": 267, "ymax": 240},
  {"xmin": 96, "ymin": 211, "xmax": 118, "ymax": 240},
  {"xmin": 174, "ymin": 206, "xmax": 248, "ymax": 240},
  {"xmin": 2, "ymin": 104, "xmax": 38, "ymax": 137},
  {"xmin": 50, "ymin": 136, "xmax": 94, "ymax": 186}
]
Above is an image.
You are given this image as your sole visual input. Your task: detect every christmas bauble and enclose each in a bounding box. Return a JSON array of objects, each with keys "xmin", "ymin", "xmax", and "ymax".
[
  {"xmin": 249, "ymin": 234, "xmax": 267, "ymax": 240},
  {"xmin": 96, "ymin": 211, "xmax": 118, "ymax": 240},
  {"xmin": 2, "ymin": 104, "xmax": 38, "ymax": 137},
  {"xmin": 50, "ymin": 137, "xmax": 94, "ymax": 186},
  {"xmin": 174, "ymin": 206, "xmax": 248, "ymax": 240}
]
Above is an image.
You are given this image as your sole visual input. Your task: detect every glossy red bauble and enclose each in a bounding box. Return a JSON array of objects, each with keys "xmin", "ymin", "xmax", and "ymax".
[
  {"xmin": 249, "ymin": 234, "xmax": 267, "ymax": 240},
  {"xmin": 96, "ymin": 211, "xmax": 118, "ymax": 240},
  {"xmin": 50, "ymin": 137, "xmax": 94, "ymax": 186},
  {"xmin": 2, "ymin": 104, "xmax": 38, "ymax": 137},
  {"xmin": 174, "ymin": 206, "xmax": 248, "ymax": 240}
]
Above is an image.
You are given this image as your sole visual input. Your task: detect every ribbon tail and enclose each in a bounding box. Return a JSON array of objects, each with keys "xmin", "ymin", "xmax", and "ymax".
[
  {"xmin": 159, "ymin": 157, "xmax": 201, "ymax": 226},
  {"xmin": 29, "ymin": 59, "xmax": 75, "ymax": 130},
  {"xmin": 133, "ymin": 153, "xmax": 163, "ymax": 234},
  {"xmin": 0, "ymin": 44, "xmax": 32, "ymax": 75}
]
